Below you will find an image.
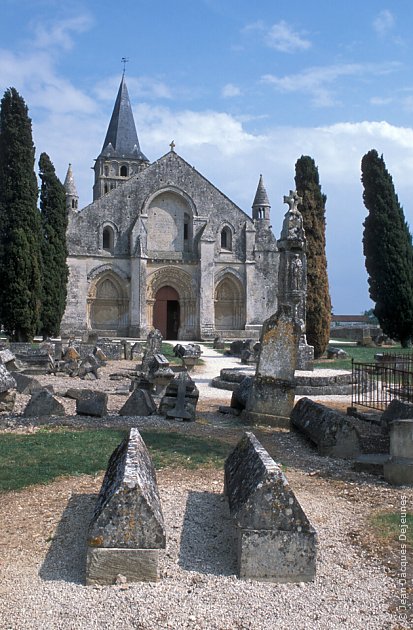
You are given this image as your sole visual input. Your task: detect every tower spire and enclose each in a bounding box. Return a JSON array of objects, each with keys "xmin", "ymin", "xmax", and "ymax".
[
  {"xmin": 252, "ymin": 174, "xmax": 271, "ymax": 222},
  {"xmin": 93, "ymin": 74, "xmax": 149, "ymax": 201}
]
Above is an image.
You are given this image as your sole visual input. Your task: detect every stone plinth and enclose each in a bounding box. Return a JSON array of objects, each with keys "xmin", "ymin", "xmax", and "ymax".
[
  {"xmin": 86, "ymin": 428, "xmax": 165, "ymax": 585},
  {"xmin": 242, "ymin": 304, "xmax": 301, "ymax": 428},
  {"xmin": 224, "ymin": 432, "xmax": 317, "ymax": 582},
  {"xmin": 384, "ymin": 419, "xmax": 413, "ymax": 485}
]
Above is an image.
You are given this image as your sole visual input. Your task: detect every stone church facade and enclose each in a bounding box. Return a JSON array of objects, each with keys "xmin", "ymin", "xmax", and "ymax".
[{"xmin": 61, "ymin": 77, "xmax": 281, "ymax": 340}]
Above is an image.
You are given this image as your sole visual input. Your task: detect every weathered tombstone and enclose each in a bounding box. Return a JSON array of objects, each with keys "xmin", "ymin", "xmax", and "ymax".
[
  {"xmin": 148, "ymin": 354, "xmax": 174, "ymax": 394},
  {"xmin": 23, "ymin": 389, "xmax": 65, "ymax": 417},
  {"xmin": 78, "ymin": 353, "xmax": 101, "ymax": 380},
  {"xmin": 291, "ymin": 397, "xmax": 362, "ymax": 458},
  {"xmin": 86, "ymin": 428, "xmax": 166, "ymax": 584},
  {"xmin": 0, "ymin": 349, "xmax": 18, "ymax": 371},
  {"xmin": 224, "ymin": 432, "xmax": 317, "ymax": 582},
  {"xmin": 241, "ymin": 303, "xmax": 301, "ymax": 428},
  {"xmin": 173, "ymin": 343, "xmax": 202, "ymax": 371},
  {"xmin": 213, "ymin": 336, "xmax": 225, "ymax": 350},
  {"xmin": 118, "ymin": 389, "xmax": 157, "ymax": 416},
  {"xmin": 141, "ymin": 329, "xmax": 163, "ymax": 373},
  {"xmin": 10, "ymin": 372, "xmax": 43, "ymax": 395},
  {"xmin": 383, "ymin": 419, "xmax": 413, "ymax": 485},
  {"xmin": 0, "ymin": 364, "xmax": 17, "ymax": 412},
  {"xmin": 76, "ymin": 391, "xmax": 108, "ymax": 417},
  {"xmin": 159, "ymin": 372, "xmax": 199, "ymax": 422}
]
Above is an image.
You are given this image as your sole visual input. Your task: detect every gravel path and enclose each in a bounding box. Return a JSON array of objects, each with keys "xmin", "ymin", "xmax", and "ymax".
[{"xmin": 0, "ymin": 344, "xmax": 411, "ymax": 629}]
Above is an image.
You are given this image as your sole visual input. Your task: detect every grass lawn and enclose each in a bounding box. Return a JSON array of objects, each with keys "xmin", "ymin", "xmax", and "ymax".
[
  {"xmin": 315, "ymin": 343, "xmax": 412, "ymax": 371},
  {"xmin": 369, "ymin": 510, "xmax": 413, "ymax": 551},
  {"xmin": 0, "ymin": 428, "xmax": 230, "ymax": 492}
]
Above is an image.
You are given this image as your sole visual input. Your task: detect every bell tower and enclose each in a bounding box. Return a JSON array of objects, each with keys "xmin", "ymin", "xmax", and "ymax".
[{"xmin": 93, "ymin": 74, "xmax": 149, "ymax": 201}]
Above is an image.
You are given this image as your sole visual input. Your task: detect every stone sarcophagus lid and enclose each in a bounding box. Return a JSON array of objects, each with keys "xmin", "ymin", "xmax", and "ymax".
[
  {"xmin": 224, "ymin": 432, "xmax": 317, "ymax": 582},
  {"xmin": 86, "ymin": 428, "xmax": 165, "ymax": 585}
]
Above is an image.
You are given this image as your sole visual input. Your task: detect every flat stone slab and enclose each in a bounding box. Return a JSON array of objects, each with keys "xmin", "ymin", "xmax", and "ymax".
[
  {"xmin": 23, "ymin": 389, "xmax": 65, "ymax": 417},
  {"xmin": 224, "ymin": 432, "xmax": 317, "ymax": 582}
]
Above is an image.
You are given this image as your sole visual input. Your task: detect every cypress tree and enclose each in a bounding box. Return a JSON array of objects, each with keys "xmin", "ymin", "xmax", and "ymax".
[
  {"xmin": 295, "ymin": 155, "xmax": 331, "ymax": 358},
  {"xmin": 38, "ymin": 152, "xmax": 69, "ymax": 338},
  {"xmin": 361, "ymin": 149, "xmax": 413, "ymax": 347},
  {"xmin": 0, "ymin": 88, "xmax": 42, "ymax": 341}
]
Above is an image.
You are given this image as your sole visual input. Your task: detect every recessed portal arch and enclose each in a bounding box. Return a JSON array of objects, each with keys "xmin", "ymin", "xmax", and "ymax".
[
  {"xmin": 153, "ymin": 286, "xmax": 180, "ymax": 339},
  {"xmin": 214, "ymin": 274, "xmax": 245, "ymax": 330}
]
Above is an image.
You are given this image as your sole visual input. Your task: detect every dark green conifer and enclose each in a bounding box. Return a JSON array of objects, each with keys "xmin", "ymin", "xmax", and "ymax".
[
  {"xmin": 361, "ymin": 149, "xmax": 413, "ymax": 347},
  {"xmin": 0, "ymin": 88, "xmax": 42, "ymax": 341},
  {"xmin": 38, "ymin": 152, "xmax": 69, "ymax": 338},
  {"xmin": 295, "ymin": 155, "xmax": 331, "ymax": 358}
]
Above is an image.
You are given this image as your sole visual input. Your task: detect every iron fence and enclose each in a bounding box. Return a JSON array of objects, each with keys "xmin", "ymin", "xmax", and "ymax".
[{"xmin": 352, "ymin": 356, "xmax": 413, "ymax": 411}]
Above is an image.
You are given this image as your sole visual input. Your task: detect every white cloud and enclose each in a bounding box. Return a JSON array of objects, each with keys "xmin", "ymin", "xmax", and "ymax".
[
  {"xmin": 94, "ymin": 75, "xmax": 173, "ymax": 102},
  {"xmin": 373, "ymin": 9, "xmax": 395, "ymax": 37},
  {"xmin": 31, "ymin": 14, "xmax": 93, "ymax": 51},
  {"xmin": 222, "ymin": 83, "xmax": 241, "ymax": 98},
  {"xmin": 261, "ymin": 62, "xmax": 400, "ymax": 107},
  {"xmin": 265, "ymin": 20, "xmax": 311, "ymax": 53}
]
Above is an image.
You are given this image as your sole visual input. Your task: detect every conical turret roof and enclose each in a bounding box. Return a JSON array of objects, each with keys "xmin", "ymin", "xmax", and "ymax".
[
  {"xmin": 252, "ymin": 174, "xmax": 270, "ymax": 208},
  {"xmin": 64, "ymin": 163, "xmax": 78, "ymax": 197},
  {"xmin": 100, "ymin": 77, "xmax": 149, "ymax": 161}
]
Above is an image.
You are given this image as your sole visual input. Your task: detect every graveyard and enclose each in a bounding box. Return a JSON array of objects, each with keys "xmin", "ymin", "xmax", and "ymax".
[{"xmin": 0, "ymin": 330, "xmax": 412, "ymax": 629}]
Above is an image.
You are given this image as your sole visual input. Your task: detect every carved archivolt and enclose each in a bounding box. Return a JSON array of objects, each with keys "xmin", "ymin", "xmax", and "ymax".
[
  {"xmin": 88, "ymin": 263, "xmax": 129, "ymax": 283},
  {"xmin": 214, "ymin": 267, "xmax": 244, "ymax": 290},
  {"xmin": 88, "ymin": 267, "xmax": 129, "ymax": 300},
  {"xmin": 147, "ymin": 266, "xmax": 195, "ymax": 301}
]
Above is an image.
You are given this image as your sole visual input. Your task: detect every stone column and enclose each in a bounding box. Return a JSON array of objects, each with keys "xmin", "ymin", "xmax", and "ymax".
[
  {"xmin": 242, "ymin": 303, "xmax": 301, "ymax": 428},
  {"xmin": 129, "ymin": 257, "xmax": 147, "ymax": 338},
  {"xmin": 199, "ymin": 232, "xmax": 216, "ymax": 339}
]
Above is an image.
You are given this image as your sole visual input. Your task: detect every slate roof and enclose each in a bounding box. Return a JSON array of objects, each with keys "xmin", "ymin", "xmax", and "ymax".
[
  {"xmin": 100, "ymin": 77, "xmax": 149, "ymax": 162},
  {"xmin": 252, "ymin": 174, "xmax": 270, "ymax": 208}
]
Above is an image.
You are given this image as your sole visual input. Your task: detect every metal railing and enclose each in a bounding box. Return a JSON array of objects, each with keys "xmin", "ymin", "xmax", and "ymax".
[{"xmin": 352, "ymin": 355, "xmax": 413, "ymax": 410}]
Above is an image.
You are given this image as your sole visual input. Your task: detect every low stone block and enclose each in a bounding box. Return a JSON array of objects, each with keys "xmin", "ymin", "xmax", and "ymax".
[
  {"xmin": 76, "ymin": 391, "xmax": 108, "ymax": 417},
  {"xmin": 23, "ymin": 389, "xmax": 65, "ymax": 417},
  {"xmin": 383, "ymin": 419, "xmax": 413, "ymax": 485},
  {"xmin": 87, "ymin": 428, "xmax": 165, "ymax": 584},
  {"xmin": 291, "ymin": 397, "xmax": 361, "ymax": 458},
  {"xmin": 86, "ymin": 548, "xmax": 159, "ymax": 585},
  {"xmin": 118, "ymin": 388, "xmax": 157, "ymax": 416},
  {"xmin": 224, "ymin": 432, "xmax": 317, "ymax": 582},
  {"xmin": 0, "ymin": 390, "xmax": 16, "ymax": 412}
]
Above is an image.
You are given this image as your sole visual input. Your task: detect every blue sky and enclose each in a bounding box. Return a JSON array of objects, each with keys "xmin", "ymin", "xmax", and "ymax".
[{"xmin": 1, "ymin": 0, "xmax": 413, "ymax": 314}]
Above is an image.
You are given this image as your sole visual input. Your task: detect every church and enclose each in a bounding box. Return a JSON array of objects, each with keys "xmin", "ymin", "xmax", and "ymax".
[{"xmin": 61, "ymin": 76, "xmax": 281, "ymax": 340}]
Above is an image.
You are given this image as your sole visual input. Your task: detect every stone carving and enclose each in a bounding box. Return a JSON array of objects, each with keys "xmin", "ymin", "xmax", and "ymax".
[
  {"xmin": 159, "ymin": 371, "xmax": 199, "ymax": 422},
  {"xmin": 224, "ymin": 432, "xmax": 317, "ymax": 582},
  {"xmin": 173, "ymin": 343, "xmax": 202, "ymax": 371},
  {"xmin": 86, "ymin": 428, "xmax": 166, "ymax": 584}
]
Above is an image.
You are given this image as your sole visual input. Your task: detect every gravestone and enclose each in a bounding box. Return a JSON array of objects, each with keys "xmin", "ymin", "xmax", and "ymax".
[
  {"xmin": 159, "ymin": 372, "xmax": 199, "ymax": 422},
  {"xmin": 23, "ymin": 389, "xmax": 65, "ymax": 417},
  {"xmin": 0, "ymin": 365, "xmax": 16, "ymax": 412},
  {"xmin": 241, "ymin": 303, "xmax": 301, "ymax": 428},
  {"xmin": 384, "ymin": 419, "xmax": 413, "ymax": 485},
  {"xmin": 76, "ymin": 391, "xmax": 108, "ymax": 417},
  {"xmin": 141, "ymin": 329, "xmax": 163, "ymax": 373},
  {"xmin": 86, "ymin": 428, "xmax": 166, "ymax": 584},
  {"xmin": 118, "ymin": 389, "xmax": 157, "ymax": 416},
  {"xmin": 224, "ymin": 432, "xmax": 317, "ymax": 582}
]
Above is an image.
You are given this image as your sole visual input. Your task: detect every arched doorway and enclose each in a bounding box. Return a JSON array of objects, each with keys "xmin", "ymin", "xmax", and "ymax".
[
  {"xmin": 153, "ymin": 286, "xmax": 180, "ymax": 339},
  {"xmin": 214, "ymin": 275, "xmax": 245, "ymax": 330}
]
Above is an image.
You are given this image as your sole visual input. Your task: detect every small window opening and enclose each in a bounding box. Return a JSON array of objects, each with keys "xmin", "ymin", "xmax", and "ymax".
[
  {"xmin": 120, "ymin": 165, "xmax": 128, "ymax": 177},
  {"xmin": 104, "ymin": 184, "xmax": 109, "ymax": 194},
  {"xmin": 221, "ymin": 226, "xmax": 232, "ymax": 251},
  {"xmin": 103, "ymin": 226, "xmax": 114, "ymax": 252}
]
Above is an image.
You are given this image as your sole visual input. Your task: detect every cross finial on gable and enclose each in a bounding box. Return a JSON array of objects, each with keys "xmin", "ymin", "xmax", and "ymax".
[{"xmin": 169, "ymin": 140, "xmax": 176, "ymax": 152}]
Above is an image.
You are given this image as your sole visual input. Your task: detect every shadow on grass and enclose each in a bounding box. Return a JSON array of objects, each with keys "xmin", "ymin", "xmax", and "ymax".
[
  {"xmin": 40, "ymin": 493, "xmax": 96, "ymax": 584},
  {"xmin": 179, "ymin": 490, "xmax": 237, "ymax": 576}
]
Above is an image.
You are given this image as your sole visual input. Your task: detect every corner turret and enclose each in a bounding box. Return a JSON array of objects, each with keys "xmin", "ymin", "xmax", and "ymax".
[
  {"xmin": 252, "ymin": 174, "xmax": 271, "ymax": 224},
  {"xmin": 64, "ymin": 163, "xmax": 79, "ymax": 212}
]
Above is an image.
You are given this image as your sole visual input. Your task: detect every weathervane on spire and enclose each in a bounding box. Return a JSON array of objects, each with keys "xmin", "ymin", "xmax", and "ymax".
[{"xmin": 121, "ymin": 57, "xmax": 129, "ymax": 77}]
